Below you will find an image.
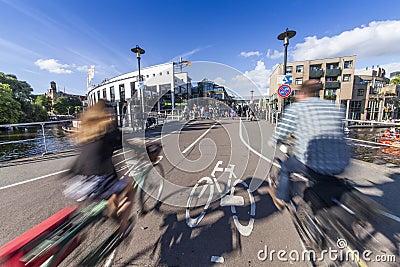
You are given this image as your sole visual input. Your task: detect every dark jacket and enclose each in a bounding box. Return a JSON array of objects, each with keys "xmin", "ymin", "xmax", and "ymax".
[{"xmin": 70, "ymin": 128, "xmax": 118, "ymax": 177}]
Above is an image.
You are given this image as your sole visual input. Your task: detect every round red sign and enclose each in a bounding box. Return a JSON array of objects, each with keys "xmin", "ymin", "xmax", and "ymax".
[{"xmin": 277, "ymin": 84, "xmax": 292, "ymax": 98}]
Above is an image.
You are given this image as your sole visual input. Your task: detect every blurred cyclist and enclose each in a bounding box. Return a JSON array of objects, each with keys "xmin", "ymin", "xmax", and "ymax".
[
  {"xmin": 268, "ymin": 79, "xmax": 351, "ymax": 210},
  {"xmin": 64, "ymin": 100, "xmax": 134, "ymax": 235}
]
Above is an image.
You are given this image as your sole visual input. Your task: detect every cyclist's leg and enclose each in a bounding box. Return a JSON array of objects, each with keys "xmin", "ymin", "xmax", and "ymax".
[
  {"xmin": 276, "ymin": 156, "xmax": 308, "ymax": 203},
  {"xmin": 117, "ymin": 185, "xmax": 135, "ymax": 235}
]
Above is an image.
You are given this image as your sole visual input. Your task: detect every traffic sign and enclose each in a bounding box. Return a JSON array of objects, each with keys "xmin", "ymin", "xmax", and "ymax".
[
  {"xmin": 277, "ymin": 84, "xmax": 292, "ymax": 98},
  {"xmin": 138, "ymin": 81, "xmax": 145, "ymax": 90},
  {"xmin": 277, "ymin": 75, "xmax": 292, "ymax": 85}
]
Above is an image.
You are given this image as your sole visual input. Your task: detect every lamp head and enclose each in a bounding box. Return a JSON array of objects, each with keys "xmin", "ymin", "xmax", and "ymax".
[{"xmin": 131, "ymin": 45, "xmax": 145, "ymax": 58}]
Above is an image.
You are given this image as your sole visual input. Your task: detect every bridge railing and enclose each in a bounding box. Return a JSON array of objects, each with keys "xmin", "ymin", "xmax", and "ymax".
[{"xmin": 0, "ymin": 120, "xmax": 73, "ymax": 159}]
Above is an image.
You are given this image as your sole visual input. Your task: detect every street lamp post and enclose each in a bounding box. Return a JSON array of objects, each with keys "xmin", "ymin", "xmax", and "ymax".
[
  {"xmin": 131, "ymin": 45, "xmax": 146, "ymax": 113},
  {"xmin": 277, "ymin": 28, "xmax": 296, "ymax": 112},
  {"xmin": 131, "ymin": 45, "xmax": 145, "ymax": 130},
  {"xmin": 250, "ymin": 90, "xmax": 254, "ymax": 101}
]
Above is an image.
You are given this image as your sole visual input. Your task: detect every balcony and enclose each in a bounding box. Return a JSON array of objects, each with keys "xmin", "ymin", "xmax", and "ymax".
[
  {"xmin": 325, "ymin": 68, "xmax": 342, "ymax": 76},
  {"xmin": 325, "ymin": 81, "xmax": 341, "ymax": 89},
  {"xmin": 309, "ymin": 69, "xmax": 324, "ymax": 78}
]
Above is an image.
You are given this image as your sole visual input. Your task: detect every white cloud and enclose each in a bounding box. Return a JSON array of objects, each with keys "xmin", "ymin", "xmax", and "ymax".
[
  {"xmin": 76, "ymin": 65, "xmax": 90, "ymax": 73},
  {"xmin": 266, "ymin": 49, "xmax": 283, "ymax": 59},
  {"xmin": 231, "ymin": 60, "xmax": 274, "ymax": 97},
  {"xmin": 34, "ymin": 59, "xmax": 73, "ymax": 74},
  {"xmin": 213, "ymin": 76, "xmax": 226, "ymax": 85},
  {"xmin": 292, "ymin": 20, "xmax": 400, "ymax": 61},
  {"xmin": 240, "ymin": 51, "xmax": 262, "ymax": 58}
]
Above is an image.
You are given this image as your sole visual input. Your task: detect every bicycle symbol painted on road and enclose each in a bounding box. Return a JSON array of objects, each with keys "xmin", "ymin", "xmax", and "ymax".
[{"xmin": 185, "ymin": 161, "xmax": 256, "ymax": 236}]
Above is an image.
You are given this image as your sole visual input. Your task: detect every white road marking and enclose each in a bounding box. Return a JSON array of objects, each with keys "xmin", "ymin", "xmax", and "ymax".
[
  {"xmin": 0, "ymin": 120, "xmax": 197, "ymax": 190},
  {"xmin": 239, "ymin": 119, "xmax": 273, "ymax": 164},
  {"xmin": 182, "ymin": 122, "xmax": 218, "ymax": 154},
  {"xmin": 149, "ymin": 120, "xmax": 199, "ymax": 144},
  {"xmin": 0, "ymin": 169, "xmax": 70, "ymax": 190}
]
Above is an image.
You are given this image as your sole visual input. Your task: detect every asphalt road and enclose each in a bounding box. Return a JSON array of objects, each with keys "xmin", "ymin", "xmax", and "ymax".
[{"xmin": 0, "ymin": 118, "xmax": 398, "ymax": 266}]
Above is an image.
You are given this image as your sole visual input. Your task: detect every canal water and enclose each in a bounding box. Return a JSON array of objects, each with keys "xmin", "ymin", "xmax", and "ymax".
[
  {"xmin": 0, "ymin": 123, "xmax": 399, "ymax": 168},
  {"xmin": 0, "ymin": 124, "xmax": 75, "ymax": 162},
  {"xmin": 349, "ymin": 127, "xmax": 400, "ymax": 168}
]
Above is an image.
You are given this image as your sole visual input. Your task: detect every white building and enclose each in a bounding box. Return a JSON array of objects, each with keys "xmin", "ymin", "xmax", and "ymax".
[{"xmin": 87, "ymin": 62, "xmax": 191, "ymax": 116}]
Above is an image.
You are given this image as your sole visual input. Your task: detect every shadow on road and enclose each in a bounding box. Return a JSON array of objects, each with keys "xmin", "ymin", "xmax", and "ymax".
[{"xmin": 121, "ymin": 177, "xmax": 277, "ymax": 266}]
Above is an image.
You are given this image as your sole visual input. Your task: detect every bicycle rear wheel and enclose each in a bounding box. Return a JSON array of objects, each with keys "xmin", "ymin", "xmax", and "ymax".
[{"xmin": 137, "ymin": 162, "xmax": 165, "ymax": 215}]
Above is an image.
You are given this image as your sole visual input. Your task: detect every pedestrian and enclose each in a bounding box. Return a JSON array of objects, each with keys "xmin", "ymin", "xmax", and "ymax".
[{"xmin": 268, "ymin": 80, "xmax": 351, "ymax": 210}]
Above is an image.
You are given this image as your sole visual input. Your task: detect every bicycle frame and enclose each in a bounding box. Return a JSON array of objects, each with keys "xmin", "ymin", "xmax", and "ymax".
[{"xmin": 0, "ymin": 200, "xmax": 123, "ymax": 267}]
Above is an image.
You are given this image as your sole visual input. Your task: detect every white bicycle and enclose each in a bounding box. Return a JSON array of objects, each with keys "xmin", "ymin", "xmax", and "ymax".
[{"xmin": 185, "ymin": 161, "xmax": 256, "ymax": 236}]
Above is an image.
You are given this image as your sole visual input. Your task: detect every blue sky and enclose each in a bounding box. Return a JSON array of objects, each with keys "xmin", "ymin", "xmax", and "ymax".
[{"xmin": 1, "ymin": 0, "xmax": 400, "ymax": 98}]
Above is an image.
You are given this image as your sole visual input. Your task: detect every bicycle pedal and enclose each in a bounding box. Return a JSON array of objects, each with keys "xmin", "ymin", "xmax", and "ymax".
[{"xmin": 220, "ymin": 195, "xmax": 244, "ymax": 206}]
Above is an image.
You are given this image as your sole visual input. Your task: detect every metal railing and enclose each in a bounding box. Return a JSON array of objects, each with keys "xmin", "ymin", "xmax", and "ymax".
[{"xmin": 0, "ymin": 120, "xmax": 73, "ymax": 156}]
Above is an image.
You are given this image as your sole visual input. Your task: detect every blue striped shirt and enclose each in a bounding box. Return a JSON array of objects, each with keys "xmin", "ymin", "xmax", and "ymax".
[{"xmin": 272, "ymin": 97, "xmax": 350, "ymax": 175}]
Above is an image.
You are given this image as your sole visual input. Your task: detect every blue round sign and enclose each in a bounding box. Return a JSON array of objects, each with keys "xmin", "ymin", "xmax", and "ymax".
[{"xmin": 277, "ymin": 84, "xmax": 292, "ymax": 98}]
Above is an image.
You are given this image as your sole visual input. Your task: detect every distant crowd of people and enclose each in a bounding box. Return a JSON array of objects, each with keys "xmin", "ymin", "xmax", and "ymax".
[{"xmin": 182, "ymin": 102, "xmax": 259, "ymax": 121}]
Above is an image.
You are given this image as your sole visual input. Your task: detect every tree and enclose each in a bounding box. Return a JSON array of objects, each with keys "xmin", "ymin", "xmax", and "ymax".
[
  {"xmin": 0, "ymin": 72, "xmax": 33, "ymax": 102},
  {"xmin": 0, "ymin": 84, "xmax": 21, "ymax": 124},
  {"xmin": 0, "ymin": 72, "xmax": 36, "ymax": 122},
  {"xmin": 35, "ymin": 95, "xmax": 52, "ymax": 112},
  {"xmin": 53, "ymin": 96, "xmax": 82, "ymax": 115},
  {"xmin": 390, "ymin": 74, "xmax": 400, "ymax": 85}
]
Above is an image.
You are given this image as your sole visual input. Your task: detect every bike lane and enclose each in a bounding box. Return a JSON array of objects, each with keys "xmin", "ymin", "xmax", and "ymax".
[{"xmin": 119, "ymin": 118, "xmax": 307, "ymax": 266}]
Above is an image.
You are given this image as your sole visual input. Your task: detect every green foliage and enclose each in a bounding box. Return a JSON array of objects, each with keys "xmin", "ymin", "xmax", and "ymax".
[
  {"xmin": 19, "ymin": 101, "xmax": 48, "ymax": 122},
  {"xmin": 390, "ymin": 74, "xmax": 400, "ymax": 85},
  {"xmin": 0, "ymin": 84, "xmax": 21, "ymax": 124},
  {"xmin": 0, "ymin": 72, "xmax": 39, "ymax": 122},
  {"xmin": 35, "ymin": 94, "xmax": 52, "ymax": 112},
  {"xmin": 0, "ymin": 72, "xmax": 33, "ymax": 102},
  {"xmin": 53, "ymin": 96, "xmax": 82, "ymax": 115}
]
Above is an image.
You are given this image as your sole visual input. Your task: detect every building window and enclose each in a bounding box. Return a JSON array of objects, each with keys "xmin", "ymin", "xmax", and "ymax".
[
  {"xmin": 102, "ymin": 88, "xmax": 106, "ymax": 98},
  {"xmin": 286, "ymin": 66, "xmax": 293, "ymax": 74},
  {"xmin": 350, "ymin": 100, "xmax": 362, "ymax": 110},
  {"xmin": 97, "ymin": 90, "xmax": 100, "ymax": 102},
  {"xmin": 343, "ymin": 74, "xmax": 351, "ymax": 82},
  {"xmin": 327, "ymin": 62, "xmax": 339, "ymax": 69},
  {"xmin": 325, "ymin": 89, "xmax": 337, "ymax": 96},
  {"xmin": 159, "ymin": 72, "xmax": 162, "ymax": 76},
  {"xmin": 326, "ymin": 76, "xmax": 338, "ymax": 81},
  {"xmin": 153, "ymin": 73, "xmax": 156, "ymax": 77},
  {"xmin": 166, "ymin": 71, "xmax": 170, "ymax": 75},
  {"xmin": 296, "ymin": 65, "xmax": 303, "ymax": 73},
  {"xmin": 344, "ymin": 60, "xmax": 353, "ymax": 69},
  {"xmin": 146, "ymin": 75, "xmax": 149, "ymax": 78},
  {"xmin": 375, "ymin": 80, "xmax": 383, "ymax": 88},
  {"xmin": 130, "ymin": 82, "xmax": 136, "ymax": 97},
  {"xmin": 295, "ymin": 78, "xmax": 303, "ymax": 85},
  {"xmin": 119, "ymin": 84, "xmax": 125, "ymax": 101},
  {"xmin": 110, "ymin": 86, "xmax": 115, "ymax": 102},
  {"xmin": 357, "ymin": 89, "xmax": 364, "ymax": 96},
  {"xmin": 310, "ymin": 64, "xmax": 322, "ymax": 71}
]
